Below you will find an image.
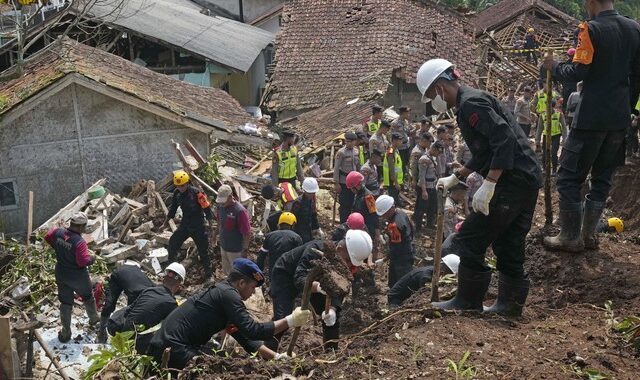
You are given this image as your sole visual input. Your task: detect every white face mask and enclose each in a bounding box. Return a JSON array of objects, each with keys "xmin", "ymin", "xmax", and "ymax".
[{"xmin": 432, "ymin": 86, "xmax": 449, "ymax": 114}]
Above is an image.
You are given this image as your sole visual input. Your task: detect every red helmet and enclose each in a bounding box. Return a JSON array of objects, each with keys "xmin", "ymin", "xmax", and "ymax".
[
  {"xmin": 454, "ymin": 221, "xmax": 464, "ymax": 233},
  {"xmin": 567, "ymin": 48, "xmax": 576, "ymax": 56},
  {"xmin": 346, "ymin": 171, "xmax": 364, "ymax": 189},
  {"xmin": 346, "ymin": 212, "xmax": 365, "ymax": 230}
]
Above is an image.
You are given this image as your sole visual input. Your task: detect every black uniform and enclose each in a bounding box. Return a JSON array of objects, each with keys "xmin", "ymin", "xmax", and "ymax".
[
  {"xmin": 290, "ymin": 195, "xmax": 319, "ymax": 243},
  {"xmin": 267, "ymin": 240, "xmax": 328, "ymax": 350},
  {"xmin": 101, "ymin": 265, "xmax": 154, "ymax": 319},
  {"xmin": 107, "ymin": 286, "xmax": 177, "ymax": 353},
  {"xmin": 388, "ymin": 267, "xmax": 434, "ymax": 307},
  {"xmin": 167, "ymin": 186, "xmax": 214, "ymax": 272},
  {"xmin": 455, "ymin": 86, "xmax": 542, "ymax": 278},
  {"xmin": 352, "ymin": 187, "xmax": 379, "ymax": 236},
  {"xmin": 552, "ymin": 10, "xmax": 640, "ymax": 205},
  {"xmin": 148, "ymin": 281, "xmax": 275, "ymax": 370},
  {"xmin": 385, "ymin": 209, "xmax": 415, "ymax": 287},
  {"xmin": 257, "ymin": 229, "xmax": 303, "ymax": 273}
]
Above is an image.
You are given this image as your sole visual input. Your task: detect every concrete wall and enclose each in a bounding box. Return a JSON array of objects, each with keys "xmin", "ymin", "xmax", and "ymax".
[
  {"xmin": 205, "ymin": 0, "xmax": 283, "ymax": 22},
  {"xmin": 0, "ymin": 83, "xmax": 209, "ymax": 235},
  {"xmin": 383, "ymin": 77, "xmax": 430, "ymax": 122},
  {"xmin": 253, "ymin": 12, "xmax": 281, "ymax": 34}
]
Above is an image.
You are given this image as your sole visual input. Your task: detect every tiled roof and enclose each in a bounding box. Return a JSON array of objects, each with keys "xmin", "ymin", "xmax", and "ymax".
[
  {"xmin": 0, "ymin": 38, "xmax": 252, "ymax": 130},
  {"xmin": 280, "ymin": 98, "xmax": 380, "ymax": 148},
  {"xmin": 473, "ymin": 0, "xmax": 577, "ymax": 33},
  {"xmin": 266, "ymin": 0, "xmax": 477, "ymax": 112}
]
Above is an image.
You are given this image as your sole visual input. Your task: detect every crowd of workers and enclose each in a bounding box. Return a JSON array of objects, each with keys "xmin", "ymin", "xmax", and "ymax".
[{"xmin": 42, "ymin": 0, "xmax": 639, "ymax": 374}]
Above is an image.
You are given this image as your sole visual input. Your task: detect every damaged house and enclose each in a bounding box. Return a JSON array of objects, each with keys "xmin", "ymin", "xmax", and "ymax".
[
  {"xmin": 0, "ymin": 39, "xmax": 268, "ymax": 234},
  {"xmin": 263, "ymin": 0, "xmax": 479, "ymax": 120}
]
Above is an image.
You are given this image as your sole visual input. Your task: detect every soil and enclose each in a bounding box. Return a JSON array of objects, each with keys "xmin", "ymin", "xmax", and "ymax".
[
  {"xmin": 180, "ymin": 161, "xmax": 640, "ymax": 379},
  {"xmin": 312, "ymin": 253, "xmax": 353, "ymax": 298}
]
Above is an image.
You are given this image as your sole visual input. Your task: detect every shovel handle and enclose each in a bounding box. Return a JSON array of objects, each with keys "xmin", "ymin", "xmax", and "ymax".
[
  {"xmin": 287, "ymin": 267, "xmax": 319, "ymax": 356},
  {"xmin": 430, "ymin": 188, "xmax": 446, "ymax": 302}
]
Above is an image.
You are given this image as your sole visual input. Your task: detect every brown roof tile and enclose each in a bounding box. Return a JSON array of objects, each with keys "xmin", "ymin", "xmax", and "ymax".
[
  {"xmin": 0, "ymin": 38, "xmax": 252, "ymax": 129},
  {"xmin": 473, "ymin": 0, "xmax": 577, "ymax": 33},
  {"xmin": 266, "ymin": 0, "xmax": 477, "ymax": 112}
]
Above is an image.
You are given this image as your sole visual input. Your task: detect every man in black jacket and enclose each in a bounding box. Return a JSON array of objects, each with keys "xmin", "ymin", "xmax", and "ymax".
[
  {"xmin": 543, "ymin": 0, "xmax": 640, "ymax": 253},
  {"xmin": 257, "ymin": 212, "xmax": 303, "ymax": 275},
  {"xmin": 96, "ymin": 260, "xmax": 154, "ymax": 343},
  {"xmin": 147, "ymin": 259, "xmax": 311, "ymax": 369}
]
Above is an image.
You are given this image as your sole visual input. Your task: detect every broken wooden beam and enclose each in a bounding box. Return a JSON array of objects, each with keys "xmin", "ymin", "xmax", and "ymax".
[
  {"xmin": 184, "ymin": 139, "xmax": 207, "ymax": 165},
  {"xmin": 155, "ymin": 192, "xmax": 177, "ymax": 232},
  {"xmin": 19, "ymin": 313, "xmax": 71, "ymax": 380}
]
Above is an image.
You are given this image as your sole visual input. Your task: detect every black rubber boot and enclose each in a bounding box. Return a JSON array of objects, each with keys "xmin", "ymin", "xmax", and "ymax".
[
  {"xmin": 96, "ymin": 316, "xmax": 109, "ymax": 343},
  {"xmin": 543, "ymin": 202, "xmax": 584, "ymax": 253},
  {"xmin": 483, "ymin": 272, "xmax": 530, "ymax": 317},
  {"xmin": 84, "ymin": 299, "xmax": 100, "ymax": 326},
  {"xmin": 582, "ymin": 196, "xmax": 605, "ymax": 250},
  {"xmin": 432, "ymin": 264, "xmax": 491, "ymax": 312},
  {"xmin": 58, "ymin": 304, "xmax": 73, "ymax": 343}
]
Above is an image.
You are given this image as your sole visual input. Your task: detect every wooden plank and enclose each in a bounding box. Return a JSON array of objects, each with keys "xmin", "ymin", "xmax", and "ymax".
[
  {"xmin": 26, "ymin": 191, "xmax": 33, "ymax": 247},
  {"xmin": 122, "ymin": 198, "xmax": 146, "ymax": 209},
  {"xmin": 0, "ymin": 317, "xmax": 19, "ymax": 380},
  {"xmin": 118, "ymin": 216, "xmax": 135, "ymax": 243},
  {"xmin": 155, "ymin": 192, "xmax": 177, "ymax": 232},
  {"xmin": 36, "ymin": 179, "xmax": 106, "ymax": 232},
  {"xmin": 191, "ymin": 173, "xmax": 218, "ymax": 195},
  {"xmin": 184, "ymin": 139, "xmax": 207, "ymax": 164},
  {"xmin": 102, "ymin": 210, "xmax": 109, "ymax": 239},
  {"xmin": 147, "ymin": 180, "xmax": 156, "ymax": 218}
]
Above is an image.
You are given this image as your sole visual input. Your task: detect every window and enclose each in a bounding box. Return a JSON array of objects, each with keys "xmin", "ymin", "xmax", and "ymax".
[{"xmin": 0, "ymin": 180, "xmax": 17, "ymax": 209}]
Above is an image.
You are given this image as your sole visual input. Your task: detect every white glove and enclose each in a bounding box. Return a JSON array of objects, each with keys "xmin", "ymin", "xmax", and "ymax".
[
  {"xmin": 274, "ymin": 352, "xmax": 295, "ymax": 360},
  {"xmin": 472, "ymin": 180, "xmax": 496, "ymax": 216},
  {"xmin": 285, "ymin": 307, "xmax": 312, "ymax": 328},
  {"xmin": 313, "ymin": 281, "xmax": 326, "ymax": 295},
  {"xmin": 375, "ymin": 258, "xmax": 385, "ymax": 266},
  {"xmin": 437, "ymin": 174, "xmax": 460, "ymax": 191},
  {"xmin": 322, "ymin": 307, "xmax": 337, "ymax": 326}
]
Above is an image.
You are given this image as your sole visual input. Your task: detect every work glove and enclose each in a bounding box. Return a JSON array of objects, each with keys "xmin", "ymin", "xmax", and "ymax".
[
  {"xmin": 472, "ymin": 180, "xmax": 496, "ymax": 216},
  {"xmin": 436, "ymin": 174, "xmax": 460, "ymax": 192},
  {"xmin": 274, "ymin": 352, "xmax": 296, "ymax": 361},
  {"xmin": 374, "ymin": 258, "xmax": 385, "ymax": 266},
  {"xmin": 322, "ymin": 307, "xmax": 337, "ymax": 327},
  {"xmin": 285, "ymin": 307, "xmax": 312, "ymax": 328},
  {"xmin": 312, "ymin": 281, "xmax": 326, "ymax": 295}
]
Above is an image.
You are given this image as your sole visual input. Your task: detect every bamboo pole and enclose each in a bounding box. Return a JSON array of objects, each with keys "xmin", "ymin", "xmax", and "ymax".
[{"xmin": 544, "ymin": 49, "xmax": 553, "ymax": 226}]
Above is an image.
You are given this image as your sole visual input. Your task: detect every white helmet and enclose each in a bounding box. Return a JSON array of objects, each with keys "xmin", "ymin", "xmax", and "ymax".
[
  {"xmin": 375, "ymin": 195, "xmax": 395, "ymax": 216},
  {"xmin": 301, "ymin": 177, "xmax": 319, "ymax": 193},
  {"xmin": 442, "ymin": 254, "xmax": 460, "ymax": 275},
  {"xmin": 166, "ymin": 262, "xmax": 186, "ymax": 281},
  {"xmin": 416, "ymin": 58, "xmax": 454, "ymax": 103},
  {"xmin": 345, "ymin": 229, "xmax": 373, "ymax": 267}
]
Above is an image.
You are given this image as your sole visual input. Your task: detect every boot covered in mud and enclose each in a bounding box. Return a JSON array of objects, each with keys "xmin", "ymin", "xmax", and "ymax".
[
  {"xmin": 96, "ymin": 316, "xmax": 109, "ymax": 343},
  {"xmin": 483, "ymin": 272, "xmax": 530, "ymax": 317},
  {"xmin": 543, "ymin": 201, "xmax": 584, "ymax": 252},
  {"xmin": 84, "ymin": 299, "xmax": 100, "ymax": 327},
  {"xmin": 432, "ymin": 264, "xmax": 491, "ymax": 312},
  {"xmin": 582, "ymin": 196, "xmax": 605, "ymax": 250},
  {"xmin": 58, "ymin": 303, "xmax": 73, "ymax": 343}
]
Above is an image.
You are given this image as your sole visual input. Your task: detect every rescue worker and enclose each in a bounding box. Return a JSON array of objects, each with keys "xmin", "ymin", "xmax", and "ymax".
[
  {"xmin": 383, "ymin": 132, "xmax": 405, "ymax": 205},
  {"xmin": 257, "ymin": 212, "xmax": 303, "ymax": 274},
  {"xmin": 271, "ymin": 129, "xmax": 304, "ymax": 188},
  {"xmin": 333, "ymin": 132, "xmax": 360, "ymax": 223},
  {"xmin": 409, "ymin": 132, "xmax": 433, "ymax": 187},
  {"xmin": 538, "ymin": 100, "xmax": 567, "ymax": 174},
  {"xmin": 97, "ymin": 260, "xmax": 154, "ymax": 343},
  {"xmin": 369, "ymin": 120, "xmax": 391, "ymax": 181},
  {"xmin": 291, "ymin": 178, "xmax": 323, "ymax": 243},
  {"xmin": 106, "ymin": 263, "xmax": 185, "ymax": 353},
  {"xmin": 267, "ymin": 239, "xmax": 335, "ymax": 351},
  {"xmin": 444, "ymin": 183, "xmax": 469, "ymax": 239},
  {"xmin": 148, "ymin": 258, "xmax": 312, "ymax": 369},
  {"xmin": 391, "ymin": 106, "xmax": 412, "ymax": 178},
  {"xmin": 416, "ymin": 141, "xmax": 444, "ymax": 231},
  {"xmin": 514, "ymin": 86, "xmax": 535, "ymax": 137},
  {"xmin": 293, "ymin": 230, "xmax": 372, "ymax": 351},
  {"xmin": 455, "ymin": 140, "xmax": 473, "ymax": 166},
  {"xmin": 561, "ymin": 48, "xmax": 578, "ymax": 114},
  {"xmin": 346, "ymin": 171, "xmax": 380, "ymax": 250},
  {"xmin": 388, "ymin": 254, "xmax": 460, "ymax": 308},
  {"xmin": 434, "ymin": 126, "xmax": 448, "ymax": 177},
  {"xmin": 543, "ymin": 0, "xmax": 640, "ymax": 252},
  {"xmin": 533, "ymin": 84, "xmax": 560, "ymax": 151},
  {"xmin": 565, "ymin": 81, "xmax": 583, "ymax": 128},
  {"xmin": 165, "ymin": 170, "xmax": 214, "ymax": 278},
  {"xmin": 331, "ymin": 212, "xmax": 367, "ymax": 242},
  {"xmin": 501, "ymin": 87, "xmax": 517, "ymax": 114},
  {"xmin": 416, "ymin": 58, "xmax": 542, "ymax": 316},
  {"xmin": 260, "ymin": 182, "xmax": 297, "ymax": 232},
  {"xmin": 212, "ymin": 185, "xmax": 252, "ymax": 275},
  {"xmin": 360, "ymin": 149, "xmax": 382, "ymax": 196},
  {"xmin": 356, "ymin": 131, "xmax": 369, "ymax": 166},
  {"xmin": 524, "ymin": 27, "xmax": 539, "ymax": 64},
  {"xmin": 376, "ymin": 195, "xmax": 415, "ymax": 287},
  {"xmin": 363, "ymin": 104, "xmax": 383, "ymax": 137},
  {"xmin": 44, "ymin": 212, "xmax": 100, "ymax": 343}
]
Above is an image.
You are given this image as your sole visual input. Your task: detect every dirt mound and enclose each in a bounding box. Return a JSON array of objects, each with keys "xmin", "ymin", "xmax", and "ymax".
[
  {"xmin": 179, "ymin": 354, "xmax": 324, "ymax": 379},
  {"xmin": 610, "ymin": 163, "xmax": 640, "ymax": 230}
]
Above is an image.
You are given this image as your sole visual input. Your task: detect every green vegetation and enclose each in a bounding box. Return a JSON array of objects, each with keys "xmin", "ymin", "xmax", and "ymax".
[
  {"xmin": 604, "ymin": 300, "xmax": 640, "ymax": 354},
  {"xmin": 445, "ymin": 351, "xmax": 476, "ymax": 379}
]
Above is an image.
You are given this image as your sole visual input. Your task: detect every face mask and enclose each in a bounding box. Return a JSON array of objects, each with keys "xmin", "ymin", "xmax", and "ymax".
[{"xmin": 432, "ymin": 86, "xmax": 449, "ymax": 114}]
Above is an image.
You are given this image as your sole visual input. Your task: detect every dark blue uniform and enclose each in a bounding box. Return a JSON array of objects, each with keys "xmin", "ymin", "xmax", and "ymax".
[
  {"xmin": 386, "ymin": 209, "xmax": 415, "ymax": 287},
  {"xmin": 101, "ymin": 264, "xmax": 154, "ymax": 319},
  {"xmin": 290, "ymin": 195, "xmax": 319, "ymax": 243}
]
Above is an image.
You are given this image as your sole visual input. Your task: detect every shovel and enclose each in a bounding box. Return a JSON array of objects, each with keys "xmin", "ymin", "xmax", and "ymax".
[{"xmin": 430, "ymin": 188, "xmax": 446, "ymax": 302}]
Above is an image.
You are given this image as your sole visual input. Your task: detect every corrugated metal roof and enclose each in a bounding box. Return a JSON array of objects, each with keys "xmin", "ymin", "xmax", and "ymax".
[{"xmin": 82, "ymin": 0, "xmax": 274, "ymax": 72}]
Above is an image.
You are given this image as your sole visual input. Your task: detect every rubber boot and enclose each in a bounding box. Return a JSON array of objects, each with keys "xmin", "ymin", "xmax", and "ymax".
[
  {"xmin": 582, "ymin": 196, "xmax": 605, "ymax": 250},
  {"xmin": 84, "ymin": 299, "xmax": 100, "ymax": 326},
  {"xmin": 58, "ymin": 304, "xmax": 73, "ymax": 343},
  {"xmin": 543, "ymin": 202, "xmax": 584, "ymax": 252},
  {"xmin": 432, "ymin": 264, "xmax": 491, "ymax": 312},
  {"xmin": 96, "ymin": 316, "xmax": 109, "ymax": 343},
  {"xmin": 483, "ymin": 272, "xmax": 530, "ymax": 317}
]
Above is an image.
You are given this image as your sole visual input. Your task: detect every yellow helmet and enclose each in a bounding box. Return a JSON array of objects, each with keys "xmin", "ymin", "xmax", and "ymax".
[
  {"xmin": 607, "ymin": 218, "xmax": 624, "ymax": 233},
  {"xmin": 527, "ymin": 28, "xmax": 534, "ymax": 33},
  {"xmin": 173, "ymin": 170, "xmax": 190, "ymax": 186},
  {"xmin": 278, "ymin": 212, "xmax": 297, "ymax": 226}
]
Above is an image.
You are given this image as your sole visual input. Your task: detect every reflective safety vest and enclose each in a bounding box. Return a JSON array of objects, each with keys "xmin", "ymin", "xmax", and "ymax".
[
  {"xmin": 358, "ymin": 146, "xmax": 366, "ymax": 166},
  {"xmin": 276, "ymin": 146, "xmax": 298, "ymax": 180},
  {"xmin": 541, "ymin": 112, "xmax": 562, "ymax": 136},
  {"xmin": 636, "ymin": 98, "xmax": 640, "ymax": 112},
  {"xmin": 383, "ymin": 148, "xmax": 404, "ymax": 186},
  {"xmin": 535, "ymin": 91, "xmax": 548, "ymax": 114},
  {"xmin": 277, "ymin": 182, "xmax": 297, "ymax": 210},
  {"xmin": 367, "ymin": 119, "xmax": 381, "ymax": 134}
]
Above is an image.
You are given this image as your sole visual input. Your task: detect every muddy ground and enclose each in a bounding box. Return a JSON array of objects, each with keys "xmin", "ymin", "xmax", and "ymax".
[{"xmin": 179, "ymin": 161, "xmax": 640, "ymax": 379}]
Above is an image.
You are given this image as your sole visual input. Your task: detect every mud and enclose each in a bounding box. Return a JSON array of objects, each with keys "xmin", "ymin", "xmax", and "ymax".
[{"xmin": 311, "ymin": 249, "xmax": 353, "ymax": 298}]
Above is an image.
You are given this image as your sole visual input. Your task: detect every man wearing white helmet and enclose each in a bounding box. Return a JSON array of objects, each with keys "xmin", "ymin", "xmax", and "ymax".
[
  {"xmin": 291, "ymin": 177, "xmax": 324, "ymax": 242},
  {"xmin": 105, "ymin": 263, "xmax": 185, "ymax": 353},
  {"xmin": 416, "ymin": 59, "xmax": 541, "ymax": 317},
  {"xmin": 375, "ymin": 194, "xmax": 415, "ymax": 287}
]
